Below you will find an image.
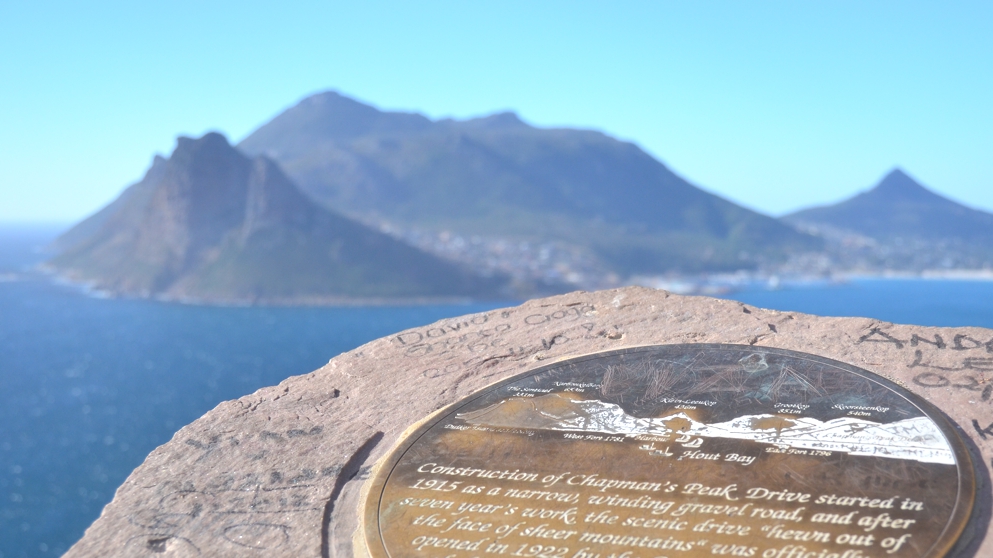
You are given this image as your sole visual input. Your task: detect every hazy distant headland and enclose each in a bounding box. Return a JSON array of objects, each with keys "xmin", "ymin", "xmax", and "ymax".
[{"xmin": 45, "ymin": 91, "xmax": 993, "ymax": 303}]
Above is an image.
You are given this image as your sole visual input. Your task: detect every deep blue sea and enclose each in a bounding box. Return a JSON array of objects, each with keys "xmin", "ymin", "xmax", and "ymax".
[{"xmin": 3, "ymin": 226, "xmax": 993, "ymax": 557}]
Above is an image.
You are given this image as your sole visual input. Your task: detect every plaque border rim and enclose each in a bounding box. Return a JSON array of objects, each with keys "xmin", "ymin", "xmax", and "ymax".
[{"xmin": 360, "ymin": 343, "xmax": 976, "ymax": 558}]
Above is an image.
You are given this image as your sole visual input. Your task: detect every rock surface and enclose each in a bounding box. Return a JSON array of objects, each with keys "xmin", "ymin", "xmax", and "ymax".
[{"xmin": 65, "ymin": 287, "xmax": 993, "ymax": 557}]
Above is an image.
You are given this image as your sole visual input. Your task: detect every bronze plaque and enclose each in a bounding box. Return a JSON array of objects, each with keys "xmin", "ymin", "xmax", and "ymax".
[{"xmin": 361, "ymin": 344, "xmax": 975, "ymax": 558}]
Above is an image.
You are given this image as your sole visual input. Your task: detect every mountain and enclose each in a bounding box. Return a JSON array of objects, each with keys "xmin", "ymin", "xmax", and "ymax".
[
  {"xmin": 238, "ymin": 91, "xmax": 821, "ymax": 275},
  {"xmin": 784, "ymin": 169, "xmax": 993, "ymax": 243},
  {"xmin": 47, "ymin": 133, "xmax": 506, "ymax": 302}
]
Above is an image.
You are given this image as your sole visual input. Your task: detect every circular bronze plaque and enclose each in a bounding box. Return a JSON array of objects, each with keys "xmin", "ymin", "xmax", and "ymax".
[{"xmin": 362, "ymin": 344, "xmax": 975, "ymax": 558}]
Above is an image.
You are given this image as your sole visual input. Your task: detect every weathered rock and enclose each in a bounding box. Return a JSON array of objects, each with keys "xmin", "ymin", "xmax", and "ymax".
[{"xmin": 65, "ymin": 287, "xmax": 993, "ymax": 557}]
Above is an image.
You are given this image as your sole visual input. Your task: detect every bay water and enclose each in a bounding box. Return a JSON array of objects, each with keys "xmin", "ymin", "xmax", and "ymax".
[{"xmin": 2, "ymin": 226, "xmax": 993, "ymax": 557}]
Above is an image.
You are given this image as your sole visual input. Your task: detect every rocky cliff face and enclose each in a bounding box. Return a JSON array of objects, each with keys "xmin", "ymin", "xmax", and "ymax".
[{"xmin": 49, "ymin": 133, "xmax": 506, "ymax": 302}]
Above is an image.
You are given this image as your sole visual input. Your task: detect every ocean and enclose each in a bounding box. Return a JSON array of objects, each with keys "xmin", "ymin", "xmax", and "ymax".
[{"xmin": 3, "ymin": 226, "xmax": 993, "ymax": 557}]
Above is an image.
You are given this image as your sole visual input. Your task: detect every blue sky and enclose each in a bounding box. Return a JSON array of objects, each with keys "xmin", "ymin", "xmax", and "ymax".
[{"xmin": 1, "ymin": 1, "xmax": 991, "ymax": 223}]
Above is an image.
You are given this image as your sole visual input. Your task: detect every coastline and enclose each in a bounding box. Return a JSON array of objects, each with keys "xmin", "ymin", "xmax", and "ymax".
[
  {"xmin": 631, "ymin": 267, "xmax": 993, "ymax": 296},
  {"xmin": 35, "ymin": 265, "xmax": 513, "ymax": 307},
  {"xmin": 30, "ymin": 262, "xmax": 993, "ymax": 308}
]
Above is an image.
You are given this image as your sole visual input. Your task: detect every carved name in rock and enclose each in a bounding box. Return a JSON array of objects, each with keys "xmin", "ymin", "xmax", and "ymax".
[{"xmin": 360, "ymin": 345, "xmax": 975, "ymax": 558}]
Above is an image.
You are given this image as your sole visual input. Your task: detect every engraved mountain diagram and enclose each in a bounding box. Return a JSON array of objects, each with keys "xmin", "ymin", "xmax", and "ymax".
[
  {"xmin": 457, "ymin": 393, "xmax": 954, "ymax": 464},
  {"xmin": 47, "ymin": 133, "xmax": 506, "ymax": 302}
]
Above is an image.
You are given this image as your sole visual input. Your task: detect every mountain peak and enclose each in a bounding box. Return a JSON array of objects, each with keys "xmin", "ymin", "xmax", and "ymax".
[
  {"xmin": 298, "ymin": 90, "xmax": 379, "ymax": 116},
  {"xmin": 175, "ymin": 131, "xmax": 231, "ymax": 152},
  {"xmin": 463, "ymin": 111, "xmax": 529, "ymax": 129},
  {"xmin": 171, "ymin": 132, "xmax": 245, "ymax": 177},
  {"xmin": 870, "ymin": 168, "xmax": 938, "ymax": 201},
  {"xmin": 238, "ymin": 91, "xmax": 432, "ymax": 154}
]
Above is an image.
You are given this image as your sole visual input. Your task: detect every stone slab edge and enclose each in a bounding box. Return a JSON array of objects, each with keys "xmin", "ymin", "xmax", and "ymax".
[{"xmin": 65, "ymin": 287, "xmax": 993, "ymax": 557}]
